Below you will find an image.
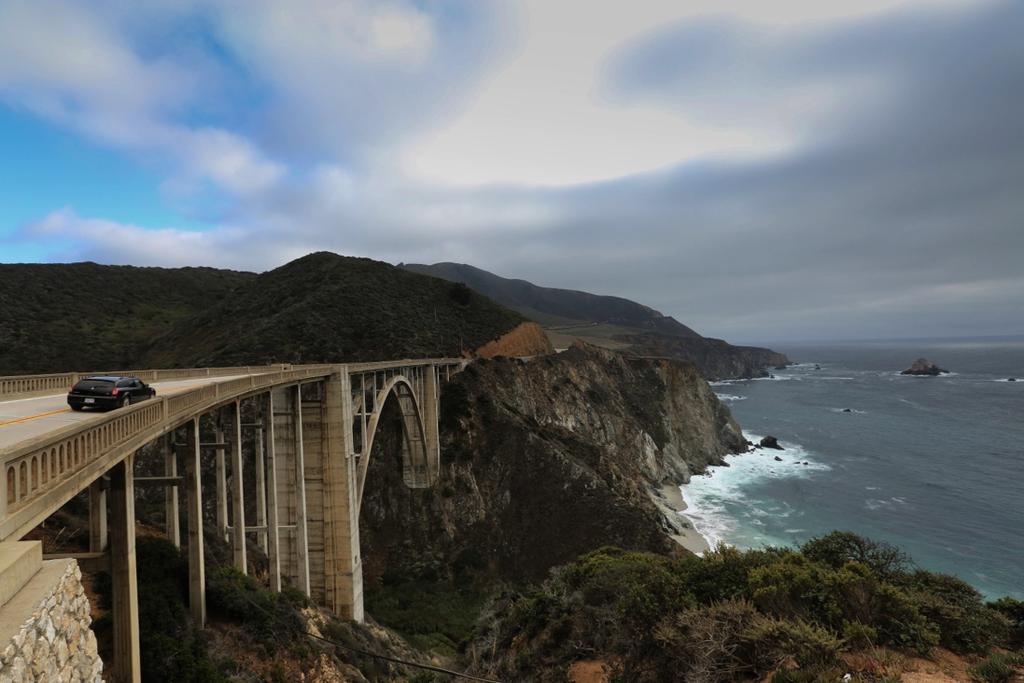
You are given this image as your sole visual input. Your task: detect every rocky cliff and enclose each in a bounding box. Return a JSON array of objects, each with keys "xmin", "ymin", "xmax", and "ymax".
[
  {"xmin": 359, "ymin": 343, "xmax": 745, "ymax": 587},
  {"xmin": 624, "ymin": 334, "xmax": 791, "ymax": 380}
]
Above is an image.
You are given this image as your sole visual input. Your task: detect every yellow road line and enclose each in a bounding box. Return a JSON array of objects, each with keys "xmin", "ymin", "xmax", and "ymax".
[{"xmin": 0, "ymin": 407, "xmax": 70, "ymax": 427}]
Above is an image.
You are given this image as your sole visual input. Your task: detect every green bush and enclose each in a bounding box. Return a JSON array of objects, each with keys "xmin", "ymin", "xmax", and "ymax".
[
  {"xmin": 801, "ymin": 531, "xmax": 910, "ymax": 579},
  {"xmin": 135, "ymin": 537, "xmax": 226, "ymax": 682},
  {"xmin": 469, "ymin": 533, "xmax": 1019, "ymax": 681},
  {"xmin": 652, "ymin": 600, "xmax": 758, "ymax": 679},
  {"xmin": 205, "ymin": 567, "xmax": 306, "ymax": 647},
  {"xmin": 363, "ymin": 579, "xmax": 487, "ymax": 655},
  {"xmin": 988, "ymin": 597, "xmax": 1024, "ymax": 648},
  {"xmin": 902, "ymin": 571, "xmax": 1010, "ymax": 652},
  {"xmin": 968, "ymin": 653, "xmax": 1024, "ymax": 682},
  {"xmin": 742, "ymin": 615, "xmax": 841, "ymax": 672}
]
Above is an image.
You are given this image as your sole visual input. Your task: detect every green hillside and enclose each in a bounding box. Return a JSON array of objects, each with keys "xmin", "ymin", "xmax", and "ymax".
[
  {"xmin": 140, "ymin": 252, "xmax": 525, "ymax": 367},
  {"xmin": 0, "ymin": 262, "xmax": 254, "ymax": 374}
]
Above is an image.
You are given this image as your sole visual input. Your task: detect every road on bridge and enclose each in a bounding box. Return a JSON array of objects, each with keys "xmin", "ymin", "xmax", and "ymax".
[{"xmin": 0, "ymin": 374, "xmax": 257, "ymax": 450}]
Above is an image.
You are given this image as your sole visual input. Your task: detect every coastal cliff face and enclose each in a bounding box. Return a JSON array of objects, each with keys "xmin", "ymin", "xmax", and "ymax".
[
  {"xmin": 358, "ymin": 344, "xmax": 745, "ymax": 586},
  {"xmin": 624, "ymin": 333, "xmax": 791, "ymax": 380}
]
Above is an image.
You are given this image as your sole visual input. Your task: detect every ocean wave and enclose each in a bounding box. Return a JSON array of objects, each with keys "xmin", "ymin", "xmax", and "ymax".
[
  {"xmin": 828, "ymin": 407, "xmax": 866, "ymax": 414},
  {"xmin": 679, "ymin": 432, "xmax": 829, "ymax": 552},
  {"xmin": 715, "ymin": 394, "xmax": 747, "ymax": 402},
  {"xmin": 865, "ymin": 496, "xmax": 909, "ymax": 511},
  {"xmin": 992, "ymin": 378, "xmax": 1021, "ymax": 383}
]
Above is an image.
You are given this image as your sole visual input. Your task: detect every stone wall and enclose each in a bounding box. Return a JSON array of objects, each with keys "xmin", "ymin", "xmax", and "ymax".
[{"xmin": 0, "ymin": 558, "xmax": 102, "ymax": 682}]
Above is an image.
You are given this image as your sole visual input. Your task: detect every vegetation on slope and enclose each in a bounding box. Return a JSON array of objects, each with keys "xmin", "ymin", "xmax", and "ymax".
[
  {"xmin": 466, "ymin": 532, "xmax": 1023, "ymax": 682},
  {"xmin": 141, "ymin": 252, "xmax": 525, "ymax": 367},
  {"xmin": 0, "ymin": 262, "xmax": 253, "ymax": 374}
]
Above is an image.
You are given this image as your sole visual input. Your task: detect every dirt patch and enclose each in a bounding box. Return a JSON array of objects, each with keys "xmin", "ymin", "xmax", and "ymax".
[
  {"xmin": 567, "ymin": 660, "xmax": 610, "ymax": 683},
  {"xmin": 476, "ymin": 322, "xmax": 554, "ymax": 358}
]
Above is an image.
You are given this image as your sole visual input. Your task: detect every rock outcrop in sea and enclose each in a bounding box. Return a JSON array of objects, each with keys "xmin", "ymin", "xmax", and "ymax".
[{"xmin": 901, "ymin": 358, "xmax": 949, "ymax": 375}]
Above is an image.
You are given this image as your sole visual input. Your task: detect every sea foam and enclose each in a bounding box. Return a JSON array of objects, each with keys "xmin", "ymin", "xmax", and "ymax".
[{"xmin": 679, "ymin": 432, "xmax": 830, "ymax": 552}]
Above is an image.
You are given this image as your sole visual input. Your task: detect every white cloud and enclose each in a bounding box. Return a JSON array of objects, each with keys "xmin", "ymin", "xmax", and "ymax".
[
  {"xmin": 400, "ymin": 0, "xmax": 987, "ymax": 187},
  {"xmin": 0, "ymin": 0, "xmax": 285, "ymax": 200},
  {"xmin": 369, "ymin": 5, "xmax": 434, "ymax": 62}
]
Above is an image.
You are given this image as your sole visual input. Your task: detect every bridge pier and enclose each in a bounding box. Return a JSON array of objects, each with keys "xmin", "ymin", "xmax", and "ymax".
[
  {"xmin": 109, "ymin": 454, "xmax": 140, "ymax": 683},
  {"xmin": 265, "ymin": 391, "xmax": 281, "ymax": 592},
  {"xmin": 322, "ymin": 371, "xmax": 363, "ymax": 620},
  {"xmin": 88, "ymin": 478, "xmax": 107, "ymax": 553},
  {"xmin": 230, "ymin": 400, "xmax": 247, "ymax": 574},
  {"xmin": 162, "ymin": 435, "xmax": 180, "ymax": 550},
  {"xmin": 254, "ymin": 425, "xmax": 268, "ymax": 553},
  {"xmin": 183, "ymin": 418, "xmax": 206, "ymax": 627},
  {"xmin": 214, "ymin": 426, "xmax": 228, "ymax": 542},
  {"xmin": 292, "ymin": 385, "xmax": 311, "ymax": 596}
]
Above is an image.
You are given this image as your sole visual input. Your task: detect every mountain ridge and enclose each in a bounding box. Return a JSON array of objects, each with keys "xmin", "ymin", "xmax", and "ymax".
[{"xmin": 403, "ymin": 261, "xmax": 788, "ymax": 379}]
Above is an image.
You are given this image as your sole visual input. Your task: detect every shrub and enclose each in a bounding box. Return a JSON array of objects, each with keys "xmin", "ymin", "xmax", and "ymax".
[
  {"xmin": 742, "ymin": 615, "xmax": 841, "ymax": 672},
  {"xmin": 561, "ymin": 547, "xmax": 692, "ymax": 641},
  {"xmin": 841, "ymin": 621, "xmax": 878, "ymax": 649},
  {"xmin": 748, "ymin": 552, "xmax": 831, "ymax": 621},
  {"xmin": 801, "ymin": 532, "xmax": 910, "ymax": 579},
  {"xmin": 968, "ymin": 653, "xmax": 1024, "ymax": 682},
  {"xmin": 205, "ymin": 567, "xmax": 306, "ymax": 647},
  {"xmin": 364, "ymin": 579, "xmax": 487, "ymax": 655},
  {"xmin": 902, "ymin": 571, "xmax": 1010, "ymax": 653},
  {"xmin": 135, "ymin": 537, "xmax": 226, "ymax": 682},
  {"xmin": 675, "ymin": 545, "xmax": 775, "ymax": 603},
  {"xmin": 988, "ymin": 597, "xmax": 1024, "ymax": 648},
  {"xmin": 652, "ymin": 600, "xmax": 761, "ymax": 680}
]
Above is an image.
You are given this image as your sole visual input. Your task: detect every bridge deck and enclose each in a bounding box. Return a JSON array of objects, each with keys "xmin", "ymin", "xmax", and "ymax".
[{"xmin": 0, "ymin": 375, "xmax": 257, "ymax": 451}]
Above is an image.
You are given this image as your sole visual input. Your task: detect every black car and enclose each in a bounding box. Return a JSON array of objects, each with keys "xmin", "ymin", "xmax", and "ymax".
[{"xmin": 67, "ymin": 376, "xmax": 156, "ymax": 411}]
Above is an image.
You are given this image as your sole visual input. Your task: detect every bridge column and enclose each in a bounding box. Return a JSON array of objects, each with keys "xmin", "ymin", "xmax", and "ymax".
[
  {"xmin": 265, "ymin": 391, "xmax": 281, "ymax": 592},
  {"xmin": 184, "ymin": 418, "xmax": 206, "ymax": 626},
  {"xmin": 215, "ymin": 426, "xmax": 229, "ymax": 542},
  {"xmin": 109, "ymin": 453, "xmax": 141, "ymax": 683},
  {"xmin": 163, "ymin": 435, "xmax": 180, "ymax": 549},
  {"xmin": 230, "ymin": 399, "xmax": 247, "ymax": 574},
  {"xmin": 423, "ymin": 363, "xmax": 441, "ymax": 484},
  {"xmin": 293, "ymin": 384, "xmax": 310, "ymax": 596},
  {"xmin": 322, "ymin": 369, "xmax": 363, "ymax": 621},
  {"xmin": 88, "ymin": 478, "xmax": 107, "ymax": 553},
  {"xmin": 254, "ymin": 425, "xmax": 267, "ymax": 553}
]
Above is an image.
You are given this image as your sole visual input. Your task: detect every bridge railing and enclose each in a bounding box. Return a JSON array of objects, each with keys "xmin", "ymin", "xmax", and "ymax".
[
  {"xmin": 0, "ymin": 364, "xmax": 338, "ymax": 541},
  {"xmin": 0, "ymin": 364, "xmax": 295, "ymax": 400}
]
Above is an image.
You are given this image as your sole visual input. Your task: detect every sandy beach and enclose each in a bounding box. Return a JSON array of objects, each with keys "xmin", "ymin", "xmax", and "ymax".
[{"xmin": 660, "ymin": 483, "xmax": 710, "ymax": 555}]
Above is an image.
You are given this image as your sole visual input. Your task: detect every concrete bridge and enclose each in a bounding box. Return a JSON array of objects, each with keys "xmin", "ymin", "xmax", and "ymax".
[{"xmin": 0, "ymin": 359, "xmax": 466, "ymax": 682}]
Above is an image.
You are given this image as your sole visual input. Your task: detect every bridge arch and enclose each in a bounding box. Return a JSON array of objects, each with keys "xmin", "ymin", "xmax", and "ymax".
[{"xmin": 355, "ymin": 374, "xmax": 438, "ymax": 511}]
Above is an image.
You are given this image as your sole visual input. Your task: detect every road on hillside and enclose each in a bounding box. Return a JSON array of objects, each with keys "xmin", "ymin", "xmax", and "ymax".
[{"xmin": 0, "ymin": 375, "xmax": 256, "ymax": 451}]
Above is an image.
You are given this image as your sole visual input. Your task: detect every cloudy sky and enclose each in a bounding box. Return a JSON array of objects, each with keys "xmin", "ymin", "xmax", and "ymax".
[{"xmin": 1, "ymin": 0, "xmax": 1021, "ymax": 342}]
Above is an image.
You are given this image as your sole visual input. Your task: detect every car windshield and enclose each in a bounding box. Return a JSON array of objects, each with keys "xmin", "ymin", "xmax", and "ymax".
[{"xmin": 73, "ymin": 379, "xmax": 114, "ymax": 391}]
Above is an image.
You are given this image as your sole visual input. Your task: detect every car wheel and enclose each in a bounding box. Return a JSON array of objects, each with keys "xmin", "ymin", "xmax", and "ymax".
[
  {"xmin": 121, "ymin": 395, "xmax": 132, "ymax": 408},
  {"xmin": 70, "ymin": 405, "xmax": 83, "ymax": 412}
]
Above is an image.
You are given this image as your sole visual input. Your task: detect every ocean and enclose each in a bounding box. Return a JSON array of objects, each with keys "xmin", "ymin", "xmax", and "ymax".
[{"xmin": 680, "ymin": 336, "xmax": 1024, "ymax": 600}]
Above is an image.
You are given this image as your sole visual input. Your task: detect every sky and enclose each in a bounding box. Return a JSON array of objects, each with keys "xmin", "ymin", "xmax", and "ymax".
[{"xmin": 0, "ymin": 0, "xmax": 1021, "ymax": 343}]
